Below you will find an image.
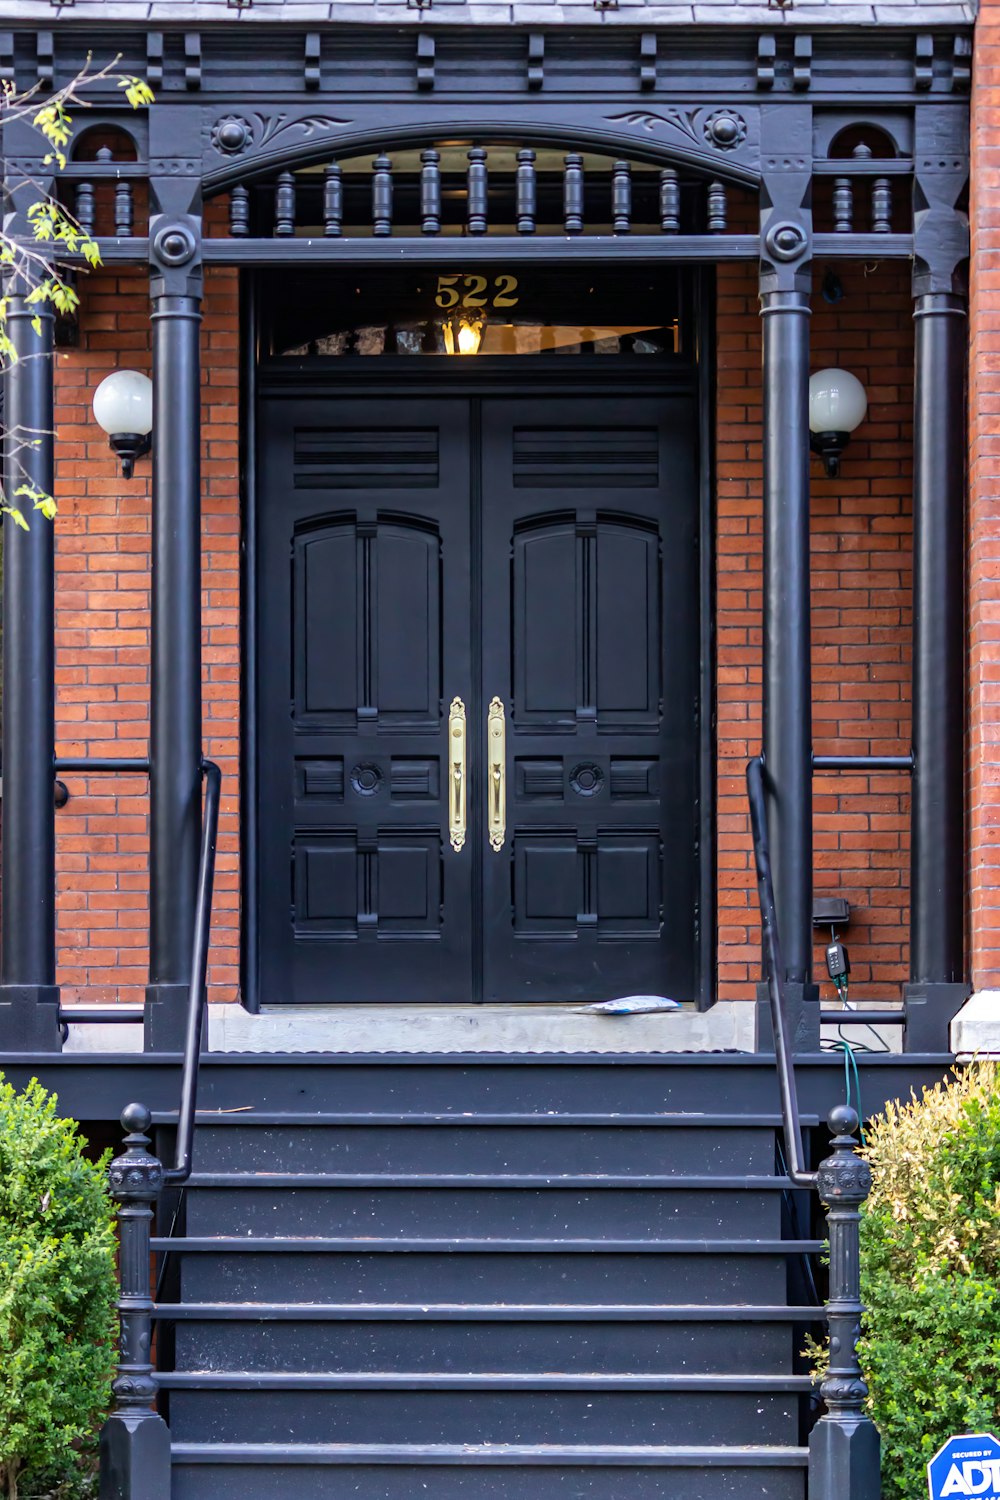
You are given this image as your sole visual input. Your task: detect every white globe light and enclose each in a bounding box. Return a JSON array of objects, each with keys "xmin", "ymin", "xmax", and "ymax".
[
  {"xmin": 808, "ymin": 368, "xmax": 868, "ymax": 436},
  {"xmin": 92, "ymin": 369, "xmax": 153, "ymax": 437}
]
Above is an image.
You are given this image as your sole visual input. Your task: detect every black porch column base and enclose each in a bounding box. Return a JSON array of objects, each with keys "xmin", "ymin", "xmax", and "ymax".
[
  {"xmin": 99, "ymin": 1411, "xmax": 171, "ymax": 1500},
  {"xmin": 755, "ymin": 981, "xmax": 820, "ymax": 1053},
  {"xmin": 903, "ymin": 981, "xmax": 969, "ymax": 1054},
  {"xmin": 0, "ymin": 984, "xmax": 61, "ymax": 1051},
  {"xmin": 144, "ymin": 981, "xmax": 190, "ymax": 1052}
]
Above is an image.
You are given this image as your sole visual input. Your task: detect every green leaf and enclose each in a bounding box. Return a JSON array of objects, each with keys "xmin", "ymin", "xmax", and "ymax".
[{"xmin": 119, "ymin": 76, "xmax": 155, "ymax": 109}]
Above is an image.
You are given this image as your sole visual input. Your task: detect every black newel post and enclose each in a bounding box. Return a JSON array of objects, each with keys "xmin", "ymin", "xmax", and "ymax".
[
  {"xmin": 757, "ymin": 113, "xmax": 820, "ymax": 1049},
  {"xmin": 0, "ymin": 154, "xmax": 61, "ymax": 1050},
  {"xmin": 808, "ymin": 1104, "xmax": 880, "ymax": 1500},
  {"xmin": 99, "ymin": 1105, "xmax": 171, "ymax": 1500},
  {"xmin": 144, "ymin": 199, "xmax": 204, "ymax": 1051},
  {"xmin": 904, "ymin": 116, "xmax": 970, "ymax": 1051}
]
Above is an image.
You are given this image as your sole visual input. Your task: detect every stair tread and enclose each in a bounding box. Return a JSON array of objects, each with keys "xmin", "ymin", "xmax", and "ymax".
[
  {"xmin": 158, "ymin": 1111, "xmax": 820, "ymax": 1127},
  {"xmin": 155, "ymin": 1302, "xmax": 824, "ymax": 1320},
  {"xmin": 183, "ymin": 1172, "xmax": 796, "ymax": 1189},
  {"xmin": 155, "ymin": 1235, "xmax": 823, "ymax": 1252},
  {"xmin": 170, "ymin": 1441, "xmax": 810, "ymax": 1467},
  {"xmin": 162, "ymin": 1371, "xmax": 814, "ymax": 1390}
]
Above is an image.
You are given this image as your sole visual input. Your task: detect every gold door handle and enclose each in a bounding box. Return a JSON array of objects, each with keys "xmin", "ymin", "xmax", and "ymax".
[
  {"xmin": 487, "ymin": 696, "xmax": 506, "ymax": 852},
  {"xmin": 449, "ymin": 697, "xmax": 466, "ymax": 852}
]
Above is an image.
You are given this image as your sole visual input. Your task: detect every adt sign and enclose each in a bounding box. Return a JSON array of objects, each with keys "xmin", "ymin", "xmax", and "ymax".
[{"xmin": 929, "ymin": 1434, "xmax": 1000, "ymax": 1499}]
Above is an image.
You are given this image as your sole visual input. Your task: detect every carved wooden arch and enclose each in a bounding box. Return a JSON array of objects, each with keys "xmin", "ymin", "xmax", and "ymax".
[{"xmin": 198, "ymin": 107, "xmax": 763, "ymax": 200}]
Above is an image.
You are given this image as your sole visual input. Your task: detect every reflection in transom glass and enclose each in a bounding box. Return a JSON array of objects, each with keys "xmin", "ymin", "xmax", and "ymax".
[{"xmin": 264, "ymin": 266, "xmax": 686, "ymax": 358}]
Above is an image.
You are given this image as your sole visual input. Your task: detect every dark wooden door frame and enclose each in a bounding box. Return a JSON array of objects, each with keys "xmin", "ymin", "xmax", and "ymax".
[{"xmin": 241, "ymin": 265, "xmax": 716, "ymax": 1013}]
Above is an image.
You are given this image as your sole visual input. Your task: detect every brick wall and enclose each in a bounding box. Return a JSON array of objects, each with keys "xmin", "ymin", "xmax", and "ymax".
[
  {"xmin": 715, "ymin": 259, "xmax": 914, "ymax": 1003},
  {"xmin": 51, "ymin": 250, "xmax": 914, "ymax": 1006},
  {"xmin": 52, "ymin": 262, "xmax": 241, "ymax": 1004},
  {"xmin": 970, "ymin": 0, "xmax": 1000, "ymax": 993}
]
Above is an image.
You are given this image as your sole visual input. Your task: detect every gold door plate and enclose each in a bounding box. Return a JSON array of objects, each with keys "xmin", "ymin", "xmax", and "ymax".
[
  {"xmin": 487, "ymin": 696, "xmax": 506, "ymax": 852},
  {"xmin": 448, "ymin": 696, "xmax": 466, "ymax": 852}
]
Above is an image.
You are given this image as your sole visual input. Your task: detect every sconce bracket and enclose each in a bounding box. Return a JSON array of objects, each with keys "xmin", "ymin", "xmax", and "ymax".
[
  {"xmin": 809, "ymin": 430, "xmax": 848, "ymax": 479},
  {"xmin": 110, "ymin": 432, "xmax": 153, "ymax": 482}
]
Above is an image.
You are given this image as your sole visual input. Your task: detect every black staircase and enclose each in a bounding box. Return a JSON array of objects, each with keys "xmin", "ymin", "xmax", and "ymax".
[
  {"xmin": 93, "ymin": 760, "xmax": 902, "ymax": 1500},
  {"xmin": 96, "ymin": 1055, "xmax": 843, "ymax": 1500}
]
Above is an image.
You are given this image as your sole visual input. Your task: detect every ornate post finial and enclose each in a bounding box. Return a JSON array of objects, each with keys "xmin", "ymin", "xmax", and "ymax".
[
  {"xmin": 99, "ymin": 1106, "xmax": 170, "ymax": 1500},
  {"xmin": 808, "ymin": 1104, "xmax": 880, "ymax": 1500}
]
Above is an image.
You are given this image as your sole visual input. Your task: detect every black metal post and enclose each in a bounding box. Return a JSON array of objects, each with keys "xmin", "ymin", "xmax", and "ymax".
[
  {"xmin": 145, "ymin": 258, "xmax": 203, "ymax": 1051},
  {"xmin": 0, "ymin": 290, "xmax": 61, "ymax": 1050},
  {"xmin": 761, "ymin": 291, "xmax": 816, "ymax": 997},
  {"xmin": 905, "ymin": 292, "xmax": 967, "ymax": 1047},
  {"xmin": 99, "ymin": 1105, "xmax": 171, "ymax": 1500},
  {"xmin": 809, "ymin": 1104, "xmax": 880, "ymax": 1500}
]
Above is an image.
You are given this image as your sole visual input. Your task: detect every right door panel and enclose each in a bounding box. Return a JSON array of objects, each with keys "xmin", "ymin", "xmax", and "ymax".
[{"xmin": 480, "ymin": 396, "xmax": 701, "ymax": 1004}]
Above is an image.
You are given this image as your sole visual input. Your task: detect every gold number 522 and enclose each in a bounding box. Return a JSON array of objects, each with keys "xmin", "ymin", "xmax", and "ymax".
[{"xmin": 435, "ymin": 274, "xmax": 519, "ymax": 310}]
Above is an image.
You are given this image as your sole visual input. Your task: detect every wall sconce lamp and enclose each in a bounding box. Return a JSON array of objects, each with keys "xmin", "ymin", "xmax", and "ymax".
[
  {"xmin": 92, "ymin": 369, "xmax": 153, "ymax": 480},
  {"xmin": 808, "ymin": 368, "xmax": 868, "ymax": 478}
]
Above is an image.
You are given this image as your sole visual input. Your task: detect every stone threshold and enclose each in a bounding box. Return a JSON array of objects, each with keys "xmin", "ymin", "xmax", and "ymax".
[{"xmin": 64, "ymin": 999, "xmax": 759, "ymax": 1055}]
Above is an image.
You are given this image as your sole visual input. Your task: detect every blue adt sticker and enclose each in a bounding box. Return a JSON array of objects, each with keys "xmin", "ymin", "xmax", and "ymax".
[{"xmin": 928, "ymin": 1434, "xmax": 1000, "ymax": 1499}]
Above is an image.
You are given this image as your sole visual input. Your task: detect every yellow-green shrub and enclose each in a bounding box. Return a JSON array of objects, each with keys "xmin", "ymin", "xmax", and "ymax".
[
  {"xmin": 859, "ymin": 1062, "xmax": 1000, "ymax": 1499},
  {"xmin": 0, "ymin": 1077, "xmax": 117, "ymax": 1500}
]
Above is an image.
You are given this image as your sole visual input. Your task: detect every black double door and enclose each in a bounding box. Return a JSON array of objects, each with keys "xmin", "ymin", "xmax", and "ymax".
[{"xmin": 257, "ymin": 385, "xmax": 701, "ymax": 1004}]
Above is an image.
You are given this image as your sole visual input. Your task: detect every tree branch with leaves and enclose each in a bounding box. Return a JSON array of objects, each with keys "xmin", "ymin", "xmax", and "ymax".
[{"xmin": 0, "ymin": 56, "xmax": 154, "ymax": 528}]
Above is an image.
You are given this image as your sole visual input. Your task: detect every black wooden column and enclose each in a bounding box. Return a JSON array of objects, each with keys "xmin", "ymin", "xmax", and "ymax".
[
  {"xmin": 144, "ymin": 139, "xmax": 204, "ymax": 1052},
  {"xmin": 0, "ymin": 154, "xmax": 61, "ymax": 1051},
  {"xmin": 904, "ymin": 113, "xmax": 970, "ymax": 1051},
  {"xmin": 757, "ymin": 108, "xmax": 819, "ymax": 1049}
]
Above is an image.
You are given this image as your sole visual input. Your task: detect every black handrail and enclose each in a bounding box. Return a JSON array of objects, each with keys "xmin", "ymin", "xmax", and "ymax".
[
  {"xmin": 59, "ymin": 1006, "xmax": 146, "ymax": 1024},
  {"xmin": 745, "ymin": 755, "xmax": 814, "ymax": 1188},
  {"xmin": 163, "ymin": 758, "xmax": 221, "ymax": 1186},
  {"xmin": 812, "ymin": 754, "xmax": 913, "ymax": 772},
  {"xmin": 746, "ymin": 753, "xmax": 881, "ymax": 1500}
]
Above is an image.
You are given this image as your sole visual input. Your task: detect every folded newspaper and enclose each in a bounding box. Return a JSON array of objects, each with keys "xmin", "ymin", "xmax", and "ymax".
[{"xmin": 573, "ymin": 996, "xmax": 682, "ymax": 1015}]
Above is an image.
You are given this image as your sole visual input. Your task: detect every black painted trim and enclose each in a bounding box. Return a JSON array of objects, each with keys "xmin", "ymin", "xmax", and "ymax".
[
  {"xmin": 240, "ymin": 270, "xmax": 260, "ymax": 1014},
  {"xmin": 696, "ymin": 267, "xmax": 717, "ymax": 1013}
]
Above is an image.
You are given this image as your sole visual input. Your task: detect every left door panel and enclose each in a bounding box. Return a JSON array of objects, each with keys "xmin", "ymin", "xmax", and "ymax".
[{"xmin": 257, "ymin": 396, "xmax": 474, "ymax": 1003}]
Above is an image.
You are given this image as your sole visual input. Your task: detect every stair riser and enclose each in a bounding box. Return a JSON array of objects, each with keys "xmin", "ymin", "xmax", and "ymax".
[
  {"xmin": 171, "ymin": 1461, "xmax": 806, "ymax": 1500},
  {"xmin": 181, "ymin": 1251, "xmax": 793, "ymax": 1306},
  {"xmin": 173, "ymin": 1319, "xmax": 795, "ymax": 1375},
  {"xmin": 188, "ymin": 1124, "xmax": 778, "ymax": 1176},
  {"xmin": 183, "ymin": 1186, "xmax": 782, "ymax": 1239},
  {"xmin": 162, "ymin": 1064, "xmax": 797, "ymax": 1116},
  {"xmin": 167, "ymin": 1390, "xmax": 800, "ymax": 1446}
]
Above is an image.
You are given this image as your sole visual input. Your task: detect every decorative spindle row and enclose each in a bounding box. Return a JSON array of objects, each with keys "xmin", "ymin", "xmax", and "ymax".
[
  {"xmin": 832, "ymin": 144, "xmax": 894, "ymax": 234},
  {"xmin": 250, "ymin": 148, "xmax": 741, "ymax": 239},
  {"xmin": 73, "ymin": 179, "xmax": 135, "ymax": 236},
  {"xmin": 74, "ymin": 177, "xmax": 136, "ymax": 237}
]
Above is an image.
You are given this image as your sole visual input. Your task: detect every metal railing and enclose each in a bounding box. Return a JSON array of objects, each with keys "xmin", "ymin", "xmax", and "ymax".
[
  {"xmin": 98, "ymin": 758, "xmax": 221, "ymax": 1500},
  {"xmin": 54, "ymin": 759, "xmax": 220, "ymax": 1066},
  {"xmin": 746, "ymin": 754, "xmax": 882, "ymax": 1500},
  {"xmin": 164, "ymin": 757, "xmax": 221, "ymax": 1184},
  {"xmin": 810, "ymin": 751, "xmax": 910, "ymax": 1037}
]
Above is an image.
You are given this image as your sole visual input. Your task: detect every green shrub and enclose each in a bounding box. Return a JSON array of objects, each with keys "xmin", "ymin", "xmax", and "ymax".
[
  {"xmin": 0, "ymin": 1077, "xmax": 118, "ymax": 1500},
  {"xmin": 858, "ymin": 1062, "xmax": 1000, "ymax": 1500}
]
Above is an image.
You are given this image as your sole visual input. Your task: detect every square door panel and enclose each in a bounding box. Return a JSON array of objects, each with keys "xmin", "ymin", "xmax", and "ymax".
[
  {"xmin": 514, "ymin": 836, "xmax": 579, "ymax": 932},
  {"xmin": 294, "ymin": 834, "xmax": 358, "ymax": 935},
  {"xmin": 376, "ymin": 834, "xmax": 442, "ymax": 934},
  {"xmin": 596, "ymin": 834, "xmax": 661, "ymax": 934},
  {"xmin": 292, "ymin": 831, "xmax": 442, "ymax": 937}
]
